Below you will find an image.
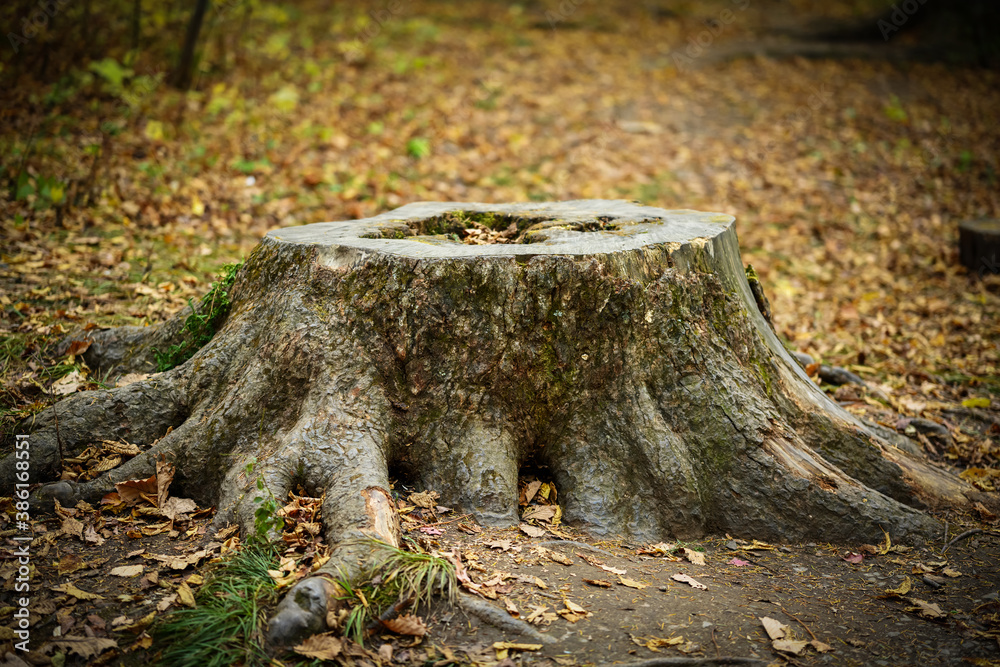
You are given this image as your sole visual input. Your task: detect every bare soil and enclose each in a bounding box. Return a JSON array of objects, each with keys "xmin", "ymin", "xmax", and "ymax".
[{"xmin": 4, "ymin": 503, "xmax": 999, "ymax": 667}]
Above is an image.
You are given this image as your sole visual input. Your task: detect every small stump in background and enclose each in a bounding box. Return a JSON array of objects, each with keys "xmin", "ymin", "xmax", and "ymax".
[{"xmin": 959, "ymin": 218, "xmax": 1000, "ymax": 278}]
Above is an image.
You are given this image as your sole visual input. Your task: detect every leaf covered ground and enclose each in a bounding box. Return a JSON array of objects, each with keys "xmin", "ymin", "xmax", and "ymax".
[{"xmin": 1, "ymin": 0, "xmax": 999, "ymax": 664}]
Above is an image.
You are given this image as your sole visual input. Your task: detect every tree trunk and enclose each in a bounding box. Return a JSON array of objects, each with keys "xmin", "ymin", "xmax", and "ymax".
[
  {"xmin": 5, "ymin": 200, "xmax": 981, "ymax": 645},
  {"xmin": 172, "ymin": 0, "xmax": 209, "ymax": 90}
]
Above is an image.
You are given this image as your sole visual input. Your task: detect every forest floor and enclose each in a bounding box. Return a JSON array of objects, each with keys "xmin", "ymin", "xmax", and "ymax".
[{"xmin": 1, "ymin": 0, "xmax": 999, "ymax": 665}]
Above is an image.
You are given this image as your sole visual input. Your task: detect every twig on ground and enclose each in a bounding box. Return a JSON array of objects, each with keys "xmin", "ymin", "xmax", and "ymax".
[
  {"xmin": 421, "ymin": 513, "xmax": 472, "ymax": 527},
  {"xmin": 776, "ymin": 603, "xmax": 818, "ymax": 642},
  {"xmin": 538, "ymin": 540, "xmax": 616, "ymax": 557},
  {"xmin": 943, "ymin": 528, "xmax": 983, "ymax": 554},
  {"xmin": 364, "ymin": 595, "xmax": 413, "ymax": 638},
  {"xmin": 711, "ymin": 627, "xmax": 720, "ymax": 658}
]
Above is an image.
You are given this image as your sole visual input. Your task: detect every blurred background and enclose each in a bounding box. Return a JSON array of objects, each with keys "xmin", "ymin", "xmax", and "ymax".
[{"xmin": 1, "ymin": 0, "xmax": 998, "ymax": 470}]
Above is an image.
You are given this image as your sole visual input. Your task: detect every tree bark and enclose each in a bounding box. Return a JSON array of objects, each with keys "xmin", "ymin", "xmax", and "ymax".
[
  {"xmin": 4, "ymin": 200, "xmax": 982, "ymax": 644},
  {"xmin": 173, "ymin": 0, "xmax": 209, "ymax": 90}
]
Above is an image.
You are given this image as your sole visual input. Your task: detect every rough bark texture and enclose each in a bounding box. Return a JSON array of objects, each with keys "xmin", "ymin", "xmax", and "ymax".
[{"xmin": 3, "ymin": 200, "xmax": 979, "ymax": 642}]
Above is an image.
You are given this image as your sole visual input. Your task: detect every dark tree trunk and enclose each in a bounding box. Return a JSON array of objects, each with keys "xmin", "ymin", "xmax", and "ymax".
[
  {"xmin": 173, "ymin": 0, "xmax": 209, "ymax": 90},
  {"xmin": 5, "ymin": 201, "xmax": 982, "ymax": 646}
]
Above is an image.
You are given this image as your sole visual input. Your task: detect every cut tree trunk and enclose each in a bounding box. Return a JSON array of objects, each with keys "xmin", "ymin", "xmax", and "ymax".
[
  {"xmin": 3, "ymin": 200, "xmax": 981, "ymax": 645},
  {"xmin": 958, "ymin": 218, "xmax": 1000, "ymax": 278}
]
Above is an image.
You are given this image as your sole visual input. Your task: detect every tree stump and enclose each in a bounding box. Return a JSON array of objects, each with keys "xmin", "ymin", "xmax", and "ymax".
[
  {"xmin": 3, "ymin": 200, "xmax": 980, "ymax": 645},
  {"xmin": 959, "ymin": 218, "xmax": 1000, "ymax": 278}
]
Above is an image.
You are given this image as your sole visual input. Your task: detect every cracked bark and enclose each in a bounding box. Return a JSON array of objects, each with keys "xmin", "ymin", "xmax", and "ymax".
[{"xmin": 2, "ymin": 200, "xmax": 979, "ymax": 646}]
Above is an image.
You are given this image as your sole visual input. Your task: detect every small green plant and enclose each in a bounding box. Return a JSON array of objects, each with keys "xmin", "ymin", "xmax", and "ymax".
[
  {"xmin": 335, "ymin": 539, "xmax": 456, "ymax": 644},
  {"xmin": 884, "ymin": 95, "xmax": 908, "ymax": 123},
  {"xmin": 15, "ymin": 172, "xmax": 66, "ymax": 209},
  {"xmin": 153, "ymin": 541, "xmax": 280, "ymax": 667},
  {"xmin": 406, "ymin": 137, "xmax": 431, "ymax": 159},
  {"xmin": 153, "ymin": 261, "xmax": 242, "ymax": 371},
  {"xmin": 243, "ymin": 457, "xmax": 285, "ymax": 544}
]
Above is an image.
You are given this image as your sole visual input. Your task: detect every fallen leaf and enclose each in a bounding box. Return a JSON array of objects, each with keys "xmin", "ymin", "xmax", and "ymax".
[
  {"xmin": 407, "ymin": 490, "xmax": 440, "ymax": 508},
  {"xmin": 618, "ymin": 576, "xmax": 648, "ymax": 589},
  {"xmin": 157, "ymin": 594, "xmax": 177, "ymax": 611},
  {"xmin": 147, "ymin": 549, "xmax": 212, "ymax": 570},
  {"xmin": 378, "ymin": 643, "xmax": 393, "ymax": 663},
  {"xmin": 727, "ymin": 557, "xmax": 751, "ymax": 567},
  {"xmin": 60, "ymin": 515, "xmax": 85, "ymax": 539},
  {"xmin": 885, "ymin": 576, "xmax": 912, "ymax": 596},
  {"xmin": 502, "ymin": 597, "xmax": 520, "ymax": 617},
  {"xmin": 878, "ymin": 530, "xmax": 892, "ymax": 555},
  {"xmin": 811, "ymin": 639, "xmax": 833, "ymax": 653},
  {"xmin": 747, "ymin": 540, "xmax": 775, "ymax": 550},
  {"xmin": 547, "ymin": 550, "xmax": 573, "ymax": 566},
  {"xmin": 941, "ymin": 567, "xmax": 962, "ymax": 578},
  {"xmin": 773, "ymin": 639, "xmax": 809, "ymax": 654},
  {"xmin": 843, "ymin": 552, "xmax": 864, "ymax": 564},
  {"xmin": 760, "ymin": 616, "xmax": 788, "ymax": 640},
  {"xmin": 519, "ymin": 523, "xmax": 546, "ymax": 538},
  {"xmin": 600, "ymin": 564, "xmax": 627, "ymax": 576},
  {"xmin": 671, "ymin": 573, "xmax": 707, "ymax": 590},
  {"xmin": 513, "ymin": 574, "xmax": 548, "ymax": 589},
  {"xmin": 522, "ymin": 480, "xmax": 543, "ymax": 504},
  {"xmin": 47, "ymin": 636, "xmax": 117, "ymax": 659},
  {"xmin": 110, "ymin": 564, "xmax": 143, "ymax": 577},
  {"xmin": 522, "ymin": 505, "xmax": 558, "ymax": 522},
  {"xmin": 295, "ymin": 632, "xmax": 343, "ymax": 660},
  {"xmin": 383, "ymin": 614, "xmax": 428, "ymax": 636},
  {"xmin": 50, "ymin": 370, "xmax": 87, "ymax": 395},
  {"xmin": 486, "ymin": 539, "xmax": 514, "ymax": 551},
  {"xmin": 907, "ymin": 598, "xmax": 946, "ymax": 619},
  {"xmin": 56, "ymin": 553, "xmax": 88, "ymax": 575},
  {"xmin": 52, "ymin": 583, "xmax": 104, "ymax": 600},
  {"xmin": 177, "ymin": 582, "xmax": 196, "ymax": 608},
  {"xmin": 494, "ymin": 641, "xmax": 543, "ymax": 659},
  {"xmin": 116, "ymin": 474, "xmax": 159, "ymax": 505},
  {"xmin": 65, "ymin": 339, "xmax": 92, "ymax": 357},
  {"xmin": 683, "ymin": 548, "xmax": 706, "ymax": 565},
  {"xmin": 583, "ymin": 578, "xmax": 613, "ymax": 588},
  {"xmin": 160, "ymin": 496, "xmax": 198, "ymax": 521}
]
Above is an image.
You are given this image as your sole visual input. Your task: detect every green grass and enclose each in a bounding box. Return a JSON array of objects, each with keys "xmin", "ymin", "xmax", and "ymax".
[
  {"xmin": 152, "ymin": 541, "xmax": 280, "ymax": 667},
  {"xmin": 153, "ymin": 261, "xmax": 242, "ymax": 371},
  {"xmin": 336, "ymin": 539, "xmax": 456, "ymax": 644}
]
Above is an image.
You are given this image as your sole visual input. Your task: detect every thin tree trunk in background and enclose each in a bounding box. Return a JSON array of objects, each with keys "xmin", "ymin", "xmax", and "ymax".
[
  {"xmin": 131, "ymin": 0, "xmax": 142, "ymax": 52},
  {"xmin": 173, "ymin": 0, "xmax": 209, "ymax": 90}
]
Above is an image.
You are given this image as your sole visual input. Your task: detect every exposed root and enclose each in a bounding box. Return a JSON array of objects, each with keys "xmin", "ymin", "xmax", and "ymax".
[
  {"xmin": 266, "ymin": 576, "xmax": 343, "ymax": 647},
  {"xmin": 457, "ymin": 592, "xmax": 559, "ymax": 645}
]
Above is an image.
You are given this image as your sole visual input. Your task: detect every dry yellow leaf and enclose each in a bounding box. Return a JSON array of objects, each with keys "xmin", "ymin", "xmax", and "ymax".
[
  {"xmin": 618, "ymin": 576, "xmax": 648, "ymax": 589},
  {"xmin": 52, "ymin": 583, "xmax": 104, "ymax": 600}
]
